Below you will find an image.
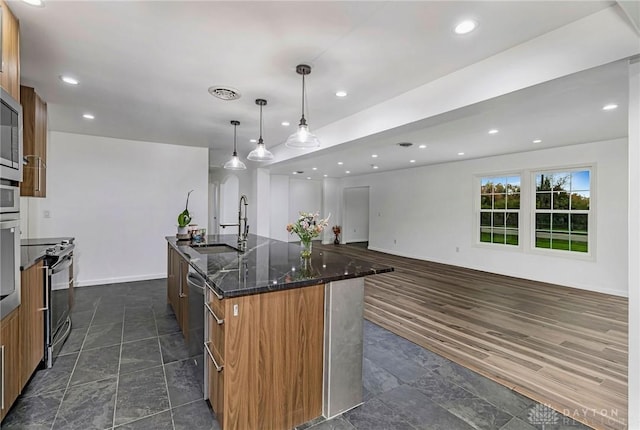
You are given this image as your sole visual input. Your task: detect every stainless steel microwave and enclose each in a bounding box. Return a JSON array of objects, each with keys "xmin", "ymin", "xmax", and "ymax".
[{"xmin": 0, "ymin": 87, "xmax": 23, "ymax": 183}]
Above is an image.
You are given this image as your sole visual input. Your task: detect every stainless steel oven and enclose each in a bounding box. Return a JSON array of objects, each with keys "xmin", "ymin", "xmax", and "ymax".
[
  {"xmin": 0, "ymin": 218, "xmax": 20, "ymax": 318},
  {"xmin": 0, "ymin": 87, "xmax": 23, "ymax": 183},
  {"xmin": 0, "ymin": 182, "xmax": 19, "ymax": 214},
  {"xmin": 43, "ymin": 243, "xmax": 74, "ymax": 368}
]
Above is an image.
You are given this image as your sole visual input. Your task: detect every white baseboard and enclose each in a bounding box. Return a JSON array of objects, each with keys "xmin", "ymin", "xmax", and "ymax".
[{"xmin": 75, "ymin": 273, "xmax": 166, "ymax": 288}]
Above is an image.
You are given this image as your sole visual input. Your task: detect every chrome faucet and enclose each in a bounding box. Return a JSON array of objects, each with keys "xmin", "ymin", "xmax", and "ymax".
[{"xmin": 220, "ymin": 195, "xmax": 249, "ymax": 251}]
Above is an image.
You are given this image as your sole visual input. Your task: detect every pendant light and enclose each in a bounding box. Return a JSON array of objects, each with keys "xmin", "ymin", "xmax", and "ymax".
[
  {"xmin": 247, "ymin": 99, "xmax": 274, "ymax": 161},
  {"xmin": 285, "ymin": 64, "xmax": 321, "ymax": 148},
  {"xmin": 223, "ymin": 120, "xmax": 246, "ymax": 170}
]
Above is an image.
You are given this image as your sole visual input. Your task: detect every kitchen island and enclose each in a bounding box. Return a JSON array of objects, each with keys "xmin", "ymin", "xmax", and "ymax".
[{"xmin": 166, "ymin": 234, "xmax": 393, "ymax": 430}]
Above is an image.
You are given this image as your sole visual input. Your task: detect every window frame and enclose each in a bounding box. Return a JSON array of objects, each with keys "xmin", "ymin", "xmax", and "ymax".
[
  {"xmin": 475, "ymin": 172, "xmax": 522, "ymax": 250},
  {"xmin": 530, "ymin": 165, "xmax": 595, "ymax": 259}
]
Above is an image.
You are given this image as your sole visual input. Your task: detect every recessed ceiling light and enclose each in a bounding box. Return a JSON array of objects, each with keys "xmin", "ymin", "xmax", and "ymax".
[
  {"xmin": 307, "ymin": 177, "xmax": 311, "ymax": 180},
  {"xmin": 323, "ymin": 174, "xmax": 328, "ymax": 177},
  {"xmin": 281, "ymin": 121, "xmax": 290, "ymax": 126},
  {"xmin": 458, "ymin": 152, "xmax": 465, "ymax": 156},
  {"xmin": 454, "ymin": 19, "xmax": 477, "ymax": 35},
  {"xmin": 488, "ymin": 129, "xmax": 499, "ymax": 134},
  {"xmin": 373, "ymin": 165, "xmax": 379, "ymax": 169},
  {"xmin": 345, "ymin": 171, "xmax": 350, "ymax": 174},
  {"xmin": 292, "ymin": 171, "xmax": 298, "ymax": 175},
  {"xmin": 82, "ymin": 113, "xmax": 95, "ymax": 120},
  {"xmin": 338, "ymin": 161, "xmax": 343, "ymax": 165},
  {"xmin": 371, "ymin": 154, "xmax": 378, "ymax": 158},
  {"xmin": 602, "ymin": 104, "xmax": 618, "ymax": 111},
  {"xmin": 335, "ymin": 91, "xmax": 347, "ymax": 97},
  {"xmin": 418, "ymin": 144, "xmax": 427, "ymax": 149},
  {"xmin": 533, "ymin": 139, "xmax": 542, "ymax": 143},
  {"xmin": 249, "ymin": 139, "xmax": 257, "ymax": 143},
  {"xmin": 22, "ymin": 0, "xmax": 44, "ymax": 6},
  {"xmin": 60, "ymin": 75, "xmax": 79, "ymax": 85},
  {"xmin": 312, "ymin": 167, "xmax": 317, "ymax": 171},
  {"xmin": 410, "ymin": 159, "xmax": 416, "ymax": 163}
]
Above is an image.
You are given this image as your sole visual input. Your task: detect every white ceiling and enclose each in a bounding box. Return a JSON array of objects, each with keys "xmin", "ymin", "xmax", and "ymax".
[{"xmin": 9, "ymin": 0, "xmax": 633, "ymax": 179}]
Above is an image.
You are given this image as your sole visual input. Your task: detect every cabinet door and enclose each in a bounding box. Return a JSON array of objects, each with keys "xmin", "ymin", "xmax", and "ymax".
[
  {"xmin": 1, "ymin": 309, "xmax": 21, "ymax": 421},
  {"xmin": 167, "ymin": 246, "xmax": 180, "ymax": 317},
  {"xmin": 0, "ymin": 0, "xmax": 20, "ymax": 101},
  {"xmin": 19, "ymin": 261, "xmax": 45, "ymax": 388},
  {"xmin": 20, "ymin": 86, "xmax": 47, "ymax": 198}
]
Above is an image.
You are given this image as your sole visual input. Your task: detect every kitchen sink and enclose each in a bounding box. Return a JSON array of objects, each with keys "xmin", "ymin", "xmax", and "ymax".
[{"xmin": 189, "ymin": 244, "xmax": 238, "ymax": 254}]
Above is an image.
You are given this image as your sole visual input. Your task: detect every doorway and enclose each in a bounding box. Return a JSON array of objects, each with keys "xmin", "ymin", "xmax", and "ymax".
[{"xmin": 343, "ymin": 186, "xmax": 370, "ymax": 245}]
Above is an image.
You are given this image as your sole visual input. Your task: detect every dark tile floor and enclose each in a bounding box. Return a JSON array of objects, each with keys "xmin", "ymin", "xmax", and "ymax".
[{"xmin": 2, "ymin": 279, "xmax": 591, "ymax": 430}]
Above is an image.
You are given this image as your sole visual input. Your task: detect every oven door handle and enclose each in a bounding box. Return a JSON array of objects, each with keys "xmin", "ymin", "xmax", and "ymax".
[
  {"xmin": 38, "ymin": 265, "xmax": 50, "ymax": 311},
  {"xmin": 50, "ymin": 255, "xmax": 73, "ymax": 275}
]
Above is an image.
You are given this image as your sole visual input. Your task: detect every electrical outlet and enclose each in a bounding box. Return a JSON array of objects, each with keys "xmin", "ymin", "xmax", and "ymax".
[
  {"xmin": 233, "ymin": 304, "xmax": 239, "ymax": 316},
  {"xmin": 394, "ymin": 239, "xmax": 397, "ymax": 244},
  {"xmin": 456, "ymin": 246, "xmax": 460, "ymax": 253},
  {"xmin": 43, "ymin": 210, "xmax": 51, "ymax": 218}
]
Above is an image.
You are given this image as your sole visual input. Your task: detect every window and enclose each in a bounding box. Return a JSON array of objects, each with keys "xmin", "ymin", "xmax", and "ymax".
[
  {"xmin": 480, "ymin": 176, "xmax": 520, "ymax": 246},
  {"xmin": 534, "ymin": 169, "xmax": 590, "ymax": 253}
]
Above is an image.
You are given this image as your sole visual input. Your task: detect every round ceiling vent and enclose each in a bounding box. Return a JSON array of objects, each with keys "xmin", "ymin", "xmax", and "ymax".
[
  {"xmin": 208, "ymin": 86, "xmax": 241, "ymax": 101},
  {"xmin": 397, "ymin": 142, "xmax": 413, "ymax": 148}
]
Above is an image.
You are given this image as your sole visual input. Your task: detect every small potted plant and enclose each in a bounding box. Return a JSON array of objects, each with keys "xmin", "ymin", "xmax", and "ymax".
[{"xmin": 177, "ymin": 190, "xmax": 193, "ymax": 238}]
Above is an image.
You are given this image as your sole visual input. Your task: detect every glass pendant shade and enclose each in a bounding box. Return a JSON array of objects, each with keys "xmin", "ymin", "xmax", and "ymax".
[
  {"xmin": 285, "ymin": 64, "xmax": 321, "ymax": 149},
  {"xmin": 285, "ymin": 123, "xmax": 320, "ymax": 148},
  {"xmin": 247, "ymin": 99, "xmax": 274, "ymax": 161},
  {"xmin": 224, "ymin": 120, "xmax": 246, "ymax": 170},
  {"xmin": 223, "ymin": 152, "xmax": 246, "ymax": 170},
  {"xmin": 247, "ymin": 140, "xmax": 273, "ymax": 161}
]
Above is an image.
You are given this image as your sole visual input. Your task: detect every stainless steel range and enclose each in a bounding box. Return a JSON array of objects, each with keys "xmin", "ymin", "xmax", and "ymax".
[{"xmin": 43, "ymin": 240, "xmax": 74, "ymax": 368}]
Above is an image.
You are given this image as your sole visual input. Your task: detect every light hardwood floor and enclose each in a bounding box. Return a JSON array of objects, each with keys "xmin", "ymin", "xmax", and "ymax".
[{"xmin": 317, "ymin": 243, "xmax": 628, "ymax": 430}]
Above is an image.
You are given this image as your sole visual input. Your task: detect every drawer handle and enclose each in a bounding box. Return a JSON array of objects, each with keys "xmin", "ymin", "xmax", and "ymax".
[
  {"xmin": 204, "ymin": 341, "xmax": 223, "ymax": 372},
  {"xmin": 206, "ymin": 282, "xmax": 223, "ymax": 300},
  {"xmin": 1, "ymin": 344, "xmax": 5, "ymax": 410},
  {"xmin": 205, "ymin": 302, "xmax": 224, "ymax": 325}
]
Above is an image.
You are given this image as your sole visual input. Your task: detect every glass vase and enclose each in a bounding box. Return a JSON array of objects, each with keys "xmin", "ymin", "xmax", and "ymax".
[{"xmin": 300, "ymin": 239, "xmax": 312, "ymax": 259}]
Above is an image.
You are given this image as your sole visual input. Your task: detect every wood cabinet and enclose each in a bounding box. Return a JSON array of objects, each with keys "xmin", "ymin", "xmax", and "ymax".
[
  {"xmin": 167, "ymin": 245, "xmax": 189, "ymax": 337},
  {"xmin": 205, "ymin": 283, "xmax": 324, "ymax": 430},
  {"xmin": 0, "ymin": 0, "xmax": 20, "ymax": 102},
  {"xmin": 167, "ymin": 244, "xmax": 325, "ymax": 429},
  {"xmin": 19, "ymin": 261, "xmax": 45, "ymax": 388},
  {"xmin": 0, "ymin": 308, "xmax": 20, "ymax": 422},
  {"xmin": 20, "ymin": 86, "xmax": 48, "ymax": 197}
]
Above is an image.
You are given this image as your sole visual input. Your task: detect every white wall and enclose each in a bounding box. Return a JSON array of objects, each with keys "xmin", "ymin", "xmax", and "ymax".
[
  {"xmin": 627, "ymin": 57, "xmax": 639, "ymax": 430},
  {"xmin": 288, "ymin": 179, "xmax": 323, "ymax": 242},
  {"xmin": 343, "ymin": 187, "xmax": 370, "ymax": 243},
  {"xmin": 269, "ymin": 175, "xmax": 290, "ymax": 242},
  {"xmin": 340, "ymin": 138, "xmax": 628, "ymax": 296},
  {"xmin": 322, "ymin": 178, "xmax": 341, "ymax": 244},
  {"xmin": 20, "ymin": 131, "xmax": 209, "ymax": 286}
]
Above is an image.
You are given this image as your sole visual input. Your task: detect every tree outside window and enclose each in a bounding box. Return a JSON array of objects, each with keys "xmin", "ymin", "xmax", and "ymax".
[
  {"xmin": 480, "ymin": 175, "xmax": 520, "ymax": 246},
  {"xmin": 534, "ymin": 169, "xmax": 590, "ymax": 253}
]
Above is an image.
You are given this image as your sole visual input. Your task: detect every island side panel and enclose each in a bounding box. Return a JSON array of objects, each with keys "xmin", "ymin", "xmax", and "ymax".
[
  {"xmin": 323, "ymin": 277, "xmax": 365, "ymax": 418},
  {"xmin": 223, "ymin": 284, "xmax": 324, "ymax": 430}
]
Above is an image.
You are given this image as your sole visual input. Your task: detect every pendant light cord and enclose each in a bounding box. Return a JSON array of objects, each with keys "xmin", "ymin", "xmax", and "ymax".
[
  {"xmin": 259, "ymin": 104, "xmax": 264, "ymax": 141},
  {"xmin": 301, "ymin": 73, "xmax": 306, "ymax": 123},
  {"xmin": 233, "ymin": 124, "xmax": 238, "ymax": 155}
]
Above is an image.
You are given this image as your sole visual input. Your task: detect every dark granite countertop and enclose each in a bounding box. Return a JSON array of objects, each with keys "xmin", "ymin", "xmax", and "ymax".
[
  {"xmin": 166, "ymin": 234, "xmax": 393, "ymax": 298},
  {"xmin": 20, "ymin": 237, "xmax": 75, "ymax": 270}
]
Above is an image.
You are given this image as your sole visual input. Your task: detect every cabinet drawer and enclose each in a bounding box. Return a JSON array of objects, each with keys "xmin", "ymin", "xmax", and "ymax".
[
  {"xmin": 206, "ymin": 351, "xmax": 224, "ymax": 428},
  {"xmin": 206, "ymin": 283, "xmax": 225, "ymax": 319},
  {"xmin": 206, "ymin": 301, "xmax": 225, "ymax": 358}
]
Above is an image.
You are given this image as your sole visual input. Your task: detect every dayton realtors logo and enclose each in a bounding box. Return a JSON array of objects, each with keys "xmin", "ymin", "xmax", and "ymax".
[{"xmin": 528, "ymin": 404, "xmax": 560, "ymax": 429}]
